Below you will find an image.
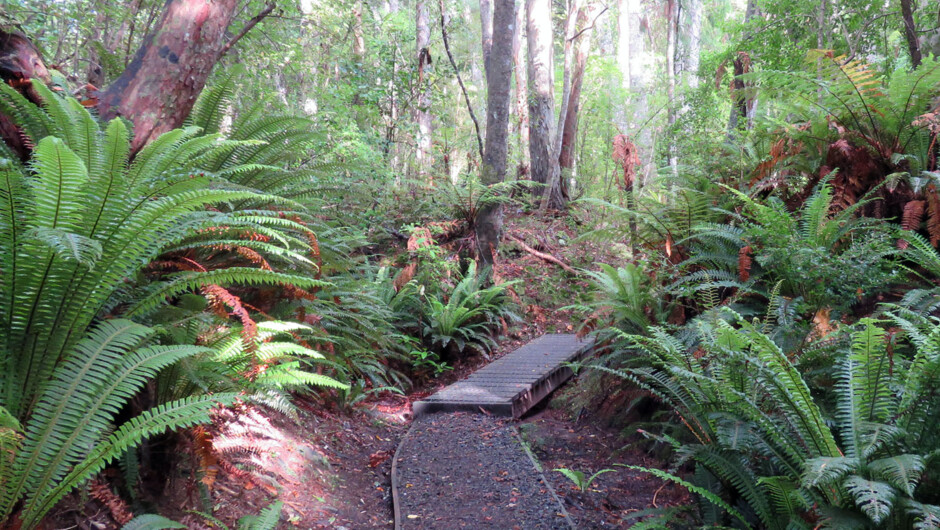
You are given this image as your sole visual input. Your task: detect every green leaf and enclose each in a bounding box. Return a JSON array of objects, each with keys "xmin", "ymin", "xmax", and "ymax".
[{"xmin": 121, "ymin": 514, "xmax": 187, "ymax": 530}]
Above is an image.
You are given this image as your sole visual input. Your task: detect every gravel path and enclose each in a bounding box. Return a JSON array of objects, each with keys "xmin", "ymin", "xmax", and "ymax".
[{"xmin": 393, "ymin": 413, "xmax": 572, "ymax": 529}]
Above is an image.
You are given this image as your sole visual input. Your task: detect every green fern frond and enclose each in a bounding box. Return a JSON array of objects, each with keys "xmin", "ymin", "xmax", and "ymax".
[
  {"xmin": 121, "ymin": 515, "xmax": 187, "ymax": 530},
  {"xmin": 842, "ymin": 475, "xmax": 896, "ymax": 525}
]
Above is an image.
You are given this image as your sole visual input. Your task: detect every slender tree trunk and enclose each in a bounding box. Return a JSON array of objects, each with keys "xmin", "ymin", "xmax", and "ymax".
[
  {"xmin": 684, "ymin": 0, "xmax": 702, "ymax": 89},
  {"xmin": 526, "ymin": 0, "xmax": 556, "ymax": 203},
  {"xmin": 480, "ymin": 0, "xmax": 493, "ymax": 65},
  {"xmin": 353, "ymin": 1, "xmax": 366, "ymax": 60},
  {"xmin": 900, "ymin": 0, "xmax": 922, "ymax": 68},
  {"xmin": 617, "ymin": 0, "xmax": 652, "ymax": 181},
  {"xmin": 351, "ymin": 1, "xmax": 368, "ymax": 128},
  {"xmin": 541, "ymin": 0, "xmax": 582, "ymax": 210},
  {"xmin": 416, "ymin": 0, "xmax": 433, "ymax": 184},
  {"xmin": 727, "ymin": 0, "xmax": 757, "ymax": 136},
  {"xmin": 476, "ymin": 0, "xmax": 517, "ymax": 266},
  {"xmin": 96, "ymin": 0, "xmax": 240, "ymax": 153},
  {"xmin": 512, "ymin": 0, "xmax": 531, "ymax": 178},
  {"xmin": 666, "ymin": 0, "xmax": 678, "ymax": 175},
  {"xmin": 559, "ymin": 4, "xmax": 601, "ymax": 178}
]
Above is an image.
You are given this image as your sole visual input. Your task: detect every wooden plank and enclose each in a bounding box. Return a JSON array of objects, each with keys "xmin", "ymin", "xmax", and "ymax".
[{"xmin": 412, "ymin": 333, "xmax": 593, "ymax": 418}]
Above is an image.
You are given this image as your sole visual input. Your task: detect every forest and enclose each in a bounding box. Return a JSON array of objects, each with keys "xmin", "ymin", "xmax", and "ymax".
[{"xmin": 1, "ymin": 0, "xmax": 939, "ymax": 527}]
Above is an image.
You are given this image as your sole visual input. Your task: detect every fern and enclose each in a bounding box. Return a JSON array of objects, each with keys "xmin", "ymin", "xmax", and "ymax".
[{"xmin": 121, "ymin": 515, "xmax": 186, "ymax": 530}]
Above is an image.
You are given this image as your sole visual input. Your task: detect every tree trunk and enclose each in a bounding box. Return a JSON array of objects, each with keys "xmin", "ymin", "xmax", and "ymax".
[
  {"xmin": 559, "ymin": 4, "xmax": 600, "ymax": 178},
  {"xmin": 684, "ymin": 0, "xmax": 702, "ymax": 89},
  {"xmin": 666, "ymin": 0, "xmax": 678, "ymax": 175},
  {"xmin": 727, "ymin": 0, "xmax": 757, "ymax": 136},
  {"xmin": 526, "ymin": 0, "xmax": 556, "ymax": 201},
  {"xmin": 512, "ymin": 0, "xmax": 531, "ymax": 178},
  {"xmin": 480, "ymin": 0, "xmax": 493, "ymax": 66},
  {"xmin": 416, "ymin": 0, "xmax": 433, "ymax": 184},
  {"xmin": 900, "ymin": 0, "xmax": 922, "ymax": 68},
  {"xmin": 96, "ymin": 0, "xmax": 240, "ymax": 153},
  {"xmin": 540, "ymin": 0, "xmax": 582, "ymax": 211},
  {"xmin": 476, "ymin": 0, "xmax": 516, "ymax": 267},
  {"xmin": 0, "ymin": 29, "xmax": 53, "ymax": 159},
  {"xmin": 617, "ymin": 0, "xmax": 653, "ymax": 183}
]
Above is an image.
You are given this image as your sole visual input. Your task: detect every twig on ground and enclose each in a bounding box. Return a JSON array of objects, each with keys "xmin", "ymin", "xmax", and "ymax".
[
  {"xmin": 508, "ymin": 235, "xmax": 577, "ymax": 274},
  {"xmin": 652, "ymin": 482, "xmax": 667, "ymax": 508}
]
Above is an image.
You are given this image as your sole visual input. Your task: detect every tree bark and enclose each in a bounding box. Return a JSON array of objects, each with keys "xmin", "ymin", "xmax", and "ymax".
[
  {"xmin": 512, "ymin": 0, "xmax": 531, "ymax": 178},
  {"xmin": 617, "ymin": 0, "xmax": 653, "ymax": 183},
  {"xmin": 900, "ymin": 0, "xmax": 922, "ymax": 68},
  {"xmin": 559, "ymin": 4, "xmax": 601, "ymax": 173},
  {"xmin": 416, "ymin": 0, "xmax": 433, "ymax": 184},
  {"xmin": 727, "ymin": 0, "xmax": 757, "ymax": 136},
  {"xmin": 0, "ymin": 29, "xmax": 53, "ymax": 159},
  {"xmin": 666, "ymin": 0, "xmax": 678, "ymax": 175},
  {"xmin": 475, "ymin": 0, "xmax": 516, "ymax": 267},
  {"xmin": 684, "ymin": 0, "xmax": 702, "ymax": 89},
  {"xmin": 540, "ymin": 0, "xmax": 581, "ymax": 211},
  {"xmin": 2, "ymin": 0, "xmax": 273, "ymax": 160},
  {"xmin": 94, "ymin": 0, "xmax": 239, "ymax": 152},
  {"xmin": 480, "ymin": 0, "xmax": 493, "ymax": 66},
  {"xmin": 526, "ymin": 0, "xmax": 556, "ymax": 201}
]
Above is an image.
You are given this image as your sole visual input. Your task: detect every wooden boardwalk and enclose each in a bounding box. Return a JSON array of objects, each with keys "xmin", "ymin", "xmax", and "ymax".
[{"xmin": 412, "ymin": 334, "xmax": 593, "ymax": 418}]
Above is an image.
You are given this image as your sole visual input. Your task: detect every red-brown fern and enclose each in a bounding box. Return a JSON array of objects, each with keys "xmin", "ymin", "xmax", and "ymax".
[
  {"xmin": 926, "ymin": 186, "xmax": 940, "ymax": 247},
  {"xmin": 738, "ymin": 245, "xmax": 753, "ymax": 281},
  {"xmin": 202, "ymin": 284, "xmax": 258, "ymax": 344},
  {"xmin": 898, "ymin": 200, "xmax": 926, "ymax": 249},
  {"xmin": 612, "ymin": 135, "xmax": 640, "ymax": 191},
  {"xmin": 88, "ymin": 480, "xmax": 134, "ymax": 525}
]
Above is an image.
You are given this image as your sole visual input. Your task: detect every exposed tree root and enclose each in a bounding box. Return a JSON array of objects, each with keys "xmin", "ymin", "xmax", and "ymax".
[{"xmin": 507, "ymin": 234, "xmax": 577, "ymax": 274}]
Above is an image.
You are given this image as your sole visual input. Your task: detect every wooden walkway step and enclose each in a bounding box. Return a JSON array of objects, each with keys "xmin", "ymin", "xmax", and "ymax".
[{"xmin": 412, "ymin": 334, "xmax": 593, "ymax": 419}]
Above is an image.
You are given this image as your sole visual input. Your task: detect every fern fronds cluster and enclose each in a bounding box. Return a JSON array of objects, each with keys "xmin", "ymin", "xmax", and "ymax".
[{"xmin": 606, "ymin": 313, "xmax": 940, "ymax": 528}]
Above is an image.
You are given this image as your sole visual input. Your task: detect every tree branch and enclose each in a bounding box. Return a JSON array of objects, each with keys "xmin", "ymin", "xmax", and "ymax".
[
  {"xmin": 219, "ymin": 2, "xmax": 276, "ymax": 57},
  {"xmin": 439, "ymin": 0, "xmax": 484, "ymax": 161},
  {"xmin": 508, "ymin": 235, "xmax": 577, "ymax": 274},
  {"xmin": 568, "ymin": 4, "xmax": 608, "ymax": 42}
]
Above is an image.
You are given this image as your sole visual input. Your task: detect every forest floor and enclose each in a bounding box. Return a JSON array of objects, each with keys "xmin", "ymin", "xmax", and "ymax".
[{"xmin": 52, "ymin": 210, "xmax": 680, "ymax": 529}]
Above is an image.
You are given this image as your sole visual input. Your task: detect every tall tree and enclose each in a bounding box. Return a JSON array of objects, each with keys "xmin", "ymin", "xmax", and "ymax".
[
  {"xmin": 476, "ymin": 0, "xmax": 517, "ymax": 266},
  {"xmin": 480, "ymin": 0, "xmax": 493, "ymax": 63},
  {"xmin": 416, "ymin": 0, "xmax": 433, "ymax": 183},
  {"xmin": 1, "ymin": 0, "xmax": 274, "ymax": 155},
  {"xmin": 559, "ymin": 4, "xmax": 603, "ymax": 175},
  {"xmin": 666, "ymin": 0, "xmax": 678, "ymax": 174},
  {"xmin": 900, "ymin": 0, "xmax": 922, "ymax": 68},
  {"xmin": 683, "ymin": 0, "xmax": 703, "ymax": 89},
  {"xmin": 727, "ymin": 0, "xmax": 758, "ymax": 136},
  {"xmin": 96, "ymin": 0, "xmax": 241, "ymax": 152},
  {"xmin": 526, "ymin": 0, "xmax": 556, "ymax": 202},
  {"xmin": 541, "ymin": 0, "xmax": 582, "ymax": 210},
  {"xmin": 512, "ymin": 0, "xmax": 530, "ymax": 178},
  {"xmin": 616, "ymin": 0, "xmax": 652, "ymax": 182}
]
